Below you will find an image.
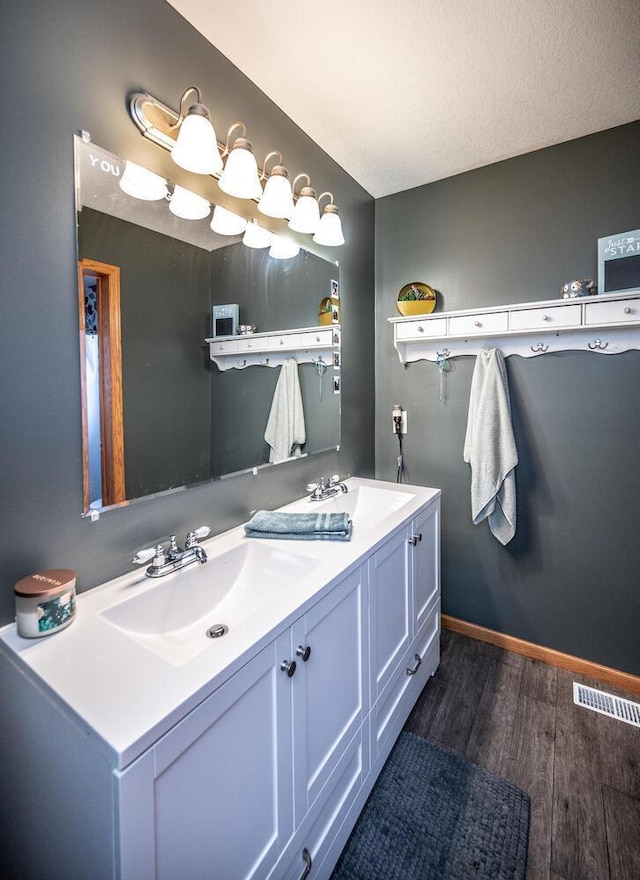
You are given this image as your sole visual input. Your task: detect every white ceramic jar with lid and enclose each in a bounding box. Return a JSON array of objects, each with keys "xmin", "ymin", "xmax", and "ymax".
[{"xmin": 14, "ymin": 569, "xmax": 77, "ymax": 638}]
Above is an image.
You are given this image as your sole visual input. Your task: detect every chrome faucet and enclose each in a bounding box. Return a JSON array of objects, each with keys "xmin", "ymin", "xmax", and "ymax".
[
  {"xmin": 133, "ymin": 526, "xmax": 210, "ymax": 578},
  {"xmin": 306, "ymin": 474, "xmax": 349, "ymax": 501}
]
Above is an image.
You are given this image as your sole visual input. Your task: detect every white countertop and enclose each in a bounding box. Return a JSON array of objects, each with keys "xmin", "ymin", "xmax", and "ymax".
[{"xmin": 0, "ymin": 478, "xmax": 440, "ymax": 770}]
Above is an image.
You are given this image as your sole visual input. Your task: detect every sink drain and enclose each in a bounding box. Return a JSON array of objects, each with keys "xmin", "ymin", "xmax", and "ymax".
[{"xmin": 206, "ymin": 624, "xmax": 229, "ymax": 639}]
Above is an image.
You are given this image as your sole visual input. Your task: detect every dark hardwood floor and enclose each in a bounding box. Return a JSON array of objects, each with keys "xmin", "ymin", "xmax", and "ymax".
[{"xmin": 404, "ymin": 629, "xmax": 640, "ymax": 880}]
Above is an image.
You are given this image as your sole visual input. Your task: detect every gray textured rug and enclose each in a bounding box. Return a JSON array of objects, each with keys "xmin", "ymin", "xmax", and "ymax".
[{"xmin": 331, "ymin": 732, "xmax": 530, "ymax": 880}]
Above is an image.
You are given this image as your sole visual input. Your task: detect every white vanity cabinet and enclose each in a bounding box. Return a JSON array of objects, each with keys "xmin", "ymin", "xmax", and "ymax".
[
  {"xmin": 117, "ymin": 565, "xmax": 368, "ymax": 880},
  {"xmin": 369, "ymin": 503, "xmax": 441, "ymax": 761},
  {"xmin": 0, "ymin": 478, "xmax": 440, "ymax": 880},
  {"xmin": 117, "ymin": 639, "xmax": 293, "ymax": 880}
]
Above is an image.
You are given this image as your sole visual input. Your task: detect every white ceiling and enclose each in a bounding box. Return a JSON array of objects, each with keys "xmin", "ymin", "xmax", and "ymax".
[{"xmin": 167, "ymin": 0, "xmax": 640, "ymax": 199}]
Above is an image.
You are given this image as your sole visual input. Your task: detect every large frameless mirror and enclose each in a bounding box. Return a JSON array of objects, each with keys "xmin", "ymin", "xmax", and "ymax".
[{"xmin": 75, "ymin": 136, "xmax": 341, "ymax": 515}]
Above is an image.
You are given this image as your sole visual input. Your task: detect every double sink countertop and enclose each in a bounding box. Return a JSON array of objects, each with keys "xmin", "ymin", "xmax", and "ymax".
[{"xmin": 0, "ymin": 477, "xmax": 440, "ymax": 769}]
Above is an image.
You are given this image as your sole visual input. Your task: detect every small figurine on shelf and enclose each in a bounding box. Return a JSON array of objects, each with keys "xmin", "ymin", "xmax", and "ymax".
[{"xmin": 560, "ymin": 278, "xmax": 596, "ymax": 298}]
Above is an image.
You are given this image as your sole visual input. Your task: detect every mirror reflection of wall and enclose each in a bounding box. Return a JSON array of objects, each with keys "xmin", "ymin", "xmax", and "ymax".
[{"xmin": 75, "ymin": 137, "xmax": 341, "ymax": 514}]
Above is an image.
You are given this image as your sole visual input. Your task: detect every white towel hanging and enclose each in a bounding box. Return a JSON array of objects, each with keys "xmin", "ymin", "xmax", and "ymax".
[
  {"xmin": 463, "ymin": 348, "xmax": 518, "ymax": 545},
  {"xmin": 264, "ymin": 359, "xmax": 306, "ymax": 463}
]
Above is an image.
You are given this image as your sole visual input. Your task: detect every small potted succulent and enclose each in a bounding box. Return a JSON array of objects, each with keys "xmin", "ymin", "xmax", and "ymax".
[
  {"xmin": 396, "ymin": 283, "xmax": 437, "ymax": 316},
  {"xmin": 318, "ymin": 297, "xmax": 334, "ymax": 325}
]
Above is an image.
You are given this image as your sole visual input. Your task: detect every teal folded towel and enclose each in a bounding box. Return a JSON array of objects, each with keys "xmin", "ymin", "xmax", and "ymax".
[{"xmin": 244, "ymin": 510, "xmax": 352, "ymax": 541}]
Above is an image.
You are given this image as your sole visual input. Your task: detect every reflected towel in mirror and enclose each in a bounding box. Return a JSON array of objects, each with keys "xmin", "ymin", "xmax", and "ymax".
[{"xmin": 265, "ymin": 359, "xmax": 306, "ymax": 463}]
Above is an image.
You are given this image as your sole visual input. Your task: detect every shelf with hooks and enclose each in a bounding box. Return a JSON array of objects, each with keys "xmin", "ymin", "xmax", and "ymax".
[
  {"xmin": 206, "ymin": 324, "xmax": 339, "ymax": 371},
  {"xmin": 388, "ymin": 291, "xmax": 640, "ymax": 363}
]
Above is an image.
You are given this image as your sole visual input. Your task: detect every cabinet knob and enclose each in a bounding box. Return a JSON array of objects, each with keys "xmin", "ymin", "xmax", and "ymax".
[
  {"xmin": 280, "ymin": 339, "xmax": 285, "ymax": 345},
  {"xmin": 300, "ymin": 848, "xmax": 312, "ymax": 880},
  {"xmin": 296, "ymin": 644, "xmax": 311, "ymax": 662},
  {"xmin": 542, "ymin": 314, "xmax": 550, "ymax": 321},
  {"xmin": 408, "ymin": 533, "xmax": 422, "ymax": 546},
  {"xmin": 406, "ymin": 653, "xmax": 423, "ymax": 676},
  {"xmin": 474, "ymin": 320, "xmax": 481, "ymax": 327},
  {"xmin": 417, "ymin": 325, "xmax": 425, "ymax": 333},
  {"xmin": 280, "ymin": 659, "xmax": 297, "ymax": 677},
  {"xmin": 624, "ymin": 307, "xmax": 631, "ymax": 314}
]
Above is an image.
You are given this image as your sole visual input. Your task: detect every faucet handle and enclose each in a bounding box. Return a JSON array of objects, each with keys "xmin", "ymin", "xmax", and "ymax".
[
  {"xmin": 328, "ymin": 474, "xmax": 341, "ymax": 485},
  {"xmin": 305, "ymin": 482, "xmax": 319, "ymax": 493},
  {"xmin": 185, "ymin": 526, "xmax": 211, "ymax": 548},
  {"xmin": 132, "ymin": 547, "xmax": 156, "ymax": 565},
  {"xmin": 133, "ymin": 544, "xmax": 165, "ymax": 566}
]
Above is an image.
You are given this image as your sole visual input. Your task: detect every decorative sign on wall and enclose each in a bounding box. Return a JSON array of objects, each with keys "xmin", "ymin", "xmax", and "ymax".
[{"xmin": 598, "ymin": 228, "xmax": 640, "ymax": 295}]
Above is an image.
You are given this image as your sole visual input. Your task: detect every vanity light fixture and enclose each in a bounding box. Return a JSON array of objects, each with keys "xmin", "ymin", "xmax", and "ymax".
[
  {"xmin": 312, "ymin": 192, "xmax": 345, "ymax": 247},
  {"xmin": 170, "ymin": 87, "xmax": 223, "ymax": 175},
  {"xmin": 243, "ymin": 220, "xmax": 272, "ymax": 249},
  {"xmin": 258, "ymin": 152, "xmax": 295, "ymax": 219},
  {"xmin": 210, "ymin": 205, "xmax": 247, "ymax": 236},
  {"xmin": 128, "ymin": 88, "xmax": 346, "ymax": 244},
  {"xmin": 269, "ymin": 234, "xmax": 300, "ymax": 260},
  {"xmin": 169, "ymin": 185, "xmax": 211, "ymax": 220},
  {"xmin": 119, "ymin": 160, "xmax": 168, "ymax": 201},
  {"xmin": 288, "ymin": 174, "xmax": 320, "ymax": 234},
  {"xmin": 218, "ymin": 123, "xmax": 263, "ymax": 200}
]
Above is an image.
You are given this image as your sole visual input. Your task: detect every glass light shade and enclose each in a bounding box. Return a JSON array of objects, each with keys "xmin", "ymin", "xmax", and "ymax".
[
  {"xmin": 218, "ymin": 139, "xmax": 263, "ymax": 200},
  {"xmin": 288, "ymin": 187, "xmax": 320, "ymax": 234},
  {"xmin": 169, "ymin": 185, "xmax": 211, "ymax": 220},
  {"xmin": 258, "ymin": 169, "xmax": 294, "ymax": 219},
  {"xmin": 243, "ymin": 221, "xmax": 272, "ymax": 249},
  {"xmin": 313, "ymin": 205, "xmax": 345, "ymax": 246},
  {"xmin": 210, "ymin": 205, "xmax": 247, "ymax": 236},
  {"xmin": 171, "ymin": 110, "xmax": 223, "ymax": 175},
  {"xmin": 269, "ymin": 234, "xmax": 300, "ymax": 260},
  {"xmin": 119, "ymin": 161, "xmax": 168, "ymax": 201}
]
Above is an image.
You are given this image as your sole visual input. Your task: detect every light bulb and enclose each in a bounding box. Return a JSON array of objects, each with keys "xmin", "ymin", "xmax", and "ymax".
[
  {"xmin": 119, "ymin": 161, "xmax": 168, "ymax": 201},
  {"xmin": 218, "ymin": 139, "xmax": 263, "ymax": 200},
  {"xmin": 313, "ymin": 204, "xmax": 345, "ymax": 246},
  {"xmin": 243, "ymin": 221, "xmax": 272, "ymax": 248},
  {"xmin": 169, "ymin": 185, "xmax": 211, "ymax": 220},
  {"xmin": 210, "ymin": 205, "xmax": 247, "ymax": 236},
  {"xmin": 171, "ymin": 106, "xmax": 223, "ymax": 175}
]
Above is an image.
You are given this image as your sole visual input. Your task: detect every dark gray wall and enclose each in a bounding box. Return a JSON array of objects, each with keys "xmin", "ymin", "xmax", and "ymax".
[
  {"xmin": 375, "ymin": 122, "xmax": 640, "ymax": 675},
  {"xmin": 208, "ymin": 243, "xmax": 340, "ymax": 476},
  {"xmin": 80, "ymin": 208, "xmax": 212, "ymax": 497},
  {"xmin": 0, "ymin": 0, "xmax": 374, "ymax": 625}
]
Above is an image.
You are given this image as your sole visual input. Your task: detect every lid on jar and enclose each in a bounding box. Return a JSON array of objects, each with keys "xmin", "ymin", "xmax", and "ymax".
[{"xmin": 14, "ymin": 569, "xmax": 76, "ymax": 598}]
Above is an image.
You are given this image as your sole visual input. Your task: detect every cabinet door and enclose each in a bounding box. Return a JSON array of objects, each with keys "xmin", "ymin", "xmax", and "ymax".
[
  {"xmin": 290, "ymin": 566, "xmax": 368, "ymax": 820},
  {"xmin": 119, "ymin": 640, "xmax": 293, "ymax": 880},
  {"xmin": 368, "ymin": 529, "xmax": 411, "ymax": 703},
  {"xmin": 410, "ymin": 502, "xmax": 440, "ymax": 634}
]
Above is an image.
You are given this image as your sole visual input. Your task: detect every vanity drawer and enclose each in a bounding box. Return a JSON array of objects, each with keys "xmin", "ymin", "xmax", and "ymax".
[
  {"xmin": 448, "ymin": 311, "xmax": 508, "ymax": 336},
  {"xmin": 236, "ymin": 336, "xmax": 268, "ymax": 353},
  {"xmin": 299, "ymin": 329, "xmax": 333, "ymax": 348},
  {"xmin": 510, "ymin": 303, "xmax": 581, "ymax": 331},
  {"xmin": 267, "ymin": 333, "xmax": 302, "ymax": 351},
  {"xmin": 396, "ymin": 318, "xmax": 447, "ymax": 340},
  {"xmin": 584, "ymin": 299, "xmax": 640, "ymax": 325},
  {"xmin": 209, "ymin": 339, "xmax": 238, "ymax": 355}
]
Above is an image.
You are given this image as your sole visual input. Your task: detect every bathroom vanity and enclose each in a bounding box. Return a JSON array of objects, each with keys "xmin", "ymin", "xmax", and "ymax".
[{"xmin": 0, "ymin": 478, "xmax": 440, "ymax": 880}]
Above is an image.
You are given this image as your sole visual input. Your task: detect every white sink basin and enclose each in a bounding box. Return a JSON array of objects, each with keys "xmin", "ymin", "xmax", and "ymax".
[
  {"xmin": 295, "ymin": 484, "xmax": 416, "ymax": 530},
  {"xmin": 101, "ymin": 542, "xmax": 318, "ymax": 666}
]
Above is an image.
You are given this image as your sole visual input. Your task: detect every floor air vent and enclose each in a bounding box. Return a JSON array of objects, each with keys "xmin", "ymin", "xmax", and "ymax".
[{"xmin": 573, "ymin": 682, "xmax": 640, "ymax": 728}]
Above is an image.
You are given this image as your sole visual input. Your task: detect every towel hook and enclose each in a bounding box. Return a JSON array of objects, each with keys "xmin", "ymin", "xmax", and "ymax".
[
  {"xmin": 531, "ymin": 342, "xmax": 549, "ymax": 353},
  {"xmin": 313, "ymin": 356, "xmax": 327, "ymax": 400},
  {"xmin": 435, "ymin": 349, "xmax": 451, "ymax": 403},
  {"xmin": 587, "ymin": 338, "xmax": 609, "ymax": 351}
]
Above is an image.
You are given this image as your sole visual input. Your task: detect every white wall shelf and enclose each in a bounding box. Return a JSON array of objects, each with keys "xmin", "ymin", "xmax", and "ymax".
[
  {"xmin": 388, "ymin": 291, "xmax": 640, "ymax": 363},
  {"xmin": 206, "ymin": 324, "xmax": 339, "ymax": 371}
]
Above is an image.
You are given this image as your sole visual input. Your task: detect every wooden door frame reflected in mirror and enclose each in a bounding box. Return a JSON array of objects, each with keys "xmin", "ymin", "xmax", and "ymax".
[{"xmin": 78, "ymin": 259, "xmax": 126, "ymax": 511}]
